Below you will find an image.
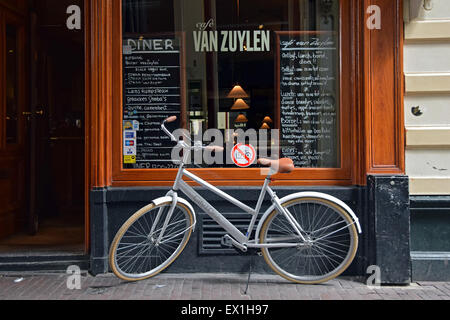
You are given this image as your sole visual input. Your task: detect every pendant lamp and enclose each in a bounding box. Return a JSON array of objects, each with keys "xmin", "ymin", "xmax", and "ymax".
[
  {"xmin": 231, "ymin": 98, "xmax": 250, "ymax": 110},
  {"xmin": 235, "ymin": 114, "xmax": 248, "ymax": 123},
  {"xmin": 263, "ymin": 116, "xmax": 273, "ymax": 124},
  {"xmin": 227, "ymin": 85, "xmax": 249, "ymax": 99}
]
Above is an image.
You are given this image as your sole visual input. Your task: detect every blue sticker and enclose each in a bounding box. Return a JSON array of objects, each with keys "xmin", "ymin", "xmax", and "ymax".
[{"xmin": 125, "ymin": 132, "xmax": 135, "ymax": 139}]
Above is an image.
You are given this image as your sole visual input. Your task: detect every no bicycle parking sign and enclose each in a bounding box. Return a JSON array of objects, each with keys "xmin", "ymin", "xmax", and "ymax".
[{"xmin": 231, "ymin": 143, "xmax": 256, "ymax": 168}]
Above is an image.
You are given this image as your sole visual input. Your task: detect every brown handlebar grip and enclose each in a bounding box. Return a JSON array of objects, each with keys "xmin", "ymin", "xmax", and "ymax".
[
  {"xmin": 165, "ymin": 116, "xmax": 177, "ymax": 123},
  {"xmin": 257, "ymin": 158, "xmax": 272, "ymax": 166},
  {"xmin": 206, "ymin": 146, "xmax": 225, "ymax": 152}
]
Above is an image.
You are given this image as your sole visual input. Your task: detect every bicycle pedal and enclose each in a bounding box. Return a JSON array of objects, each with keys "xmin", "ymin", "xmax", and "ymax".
[{"xmin": 220, "ymin": 235, "xmax": 233, "ymax": 248}]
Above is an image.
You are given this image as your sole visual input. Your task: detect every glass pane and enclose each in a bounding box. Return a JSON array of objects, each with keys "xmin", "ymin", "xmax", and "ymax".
[
  {"xmin": 5, "ymin": 24, "xmax": 19, "ymax": 144},
  {"xmin": 122, "ymin": 0, "xmax": 340, "ymax": 169}
]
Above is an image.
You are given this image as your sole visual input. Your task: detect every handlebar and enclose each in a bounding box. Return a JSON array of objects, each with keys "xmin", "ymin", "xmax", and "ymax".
[
  {"xmin": 205, "ymin": 145, "xmax": 225, "ymax": 152},
  {"xmin": 165, "ymin": 116, "xmax": 178, "ymax": 123},
  {"xmin": 161, "ymin": 116, "xmax": 224, "ymax": 152}
]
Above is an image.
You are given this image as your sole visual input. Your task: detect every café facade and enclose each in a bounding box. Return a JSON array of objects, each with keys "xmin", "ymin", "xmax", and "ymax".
[{"xmin": 0, "ymin": 0, "xmax": 425, "ymax": 284}]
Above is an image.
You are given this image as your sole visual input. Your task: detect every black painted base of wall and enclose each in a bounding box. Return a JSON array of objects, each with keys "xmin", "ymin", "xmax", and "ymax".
[
  {"xmin": 0, "ymin": 253, "xmax": 89, "ymax": 272},
  {"xmin": 367, "ymin": 175, "xmax": 411, "ymax": 285},
  {"xmin": 411, "ymin": 253, "xmax": 450, "ymax": 281},
  {"xmin": 90, "ymin": 185, "xmax": 368, "ymax": 277}
]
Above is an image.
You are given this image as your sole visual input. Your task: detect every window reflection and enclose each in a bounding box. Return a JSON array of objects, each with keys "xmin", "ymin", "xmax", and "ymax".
[{"xmin": 122, "ymin": 0, "xmax": 340, "ymax": 169}]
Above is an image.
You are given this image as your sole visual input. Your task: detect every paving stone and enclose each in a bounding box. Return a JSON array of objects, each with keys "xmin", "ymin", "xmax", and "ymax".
[
  {"xmin": 0, "ymin": 273, "xmax": 449, "ymax": 300},
  {"xmin": 338, "ymin": 289, "xmax": 363, "ymax": 300}
]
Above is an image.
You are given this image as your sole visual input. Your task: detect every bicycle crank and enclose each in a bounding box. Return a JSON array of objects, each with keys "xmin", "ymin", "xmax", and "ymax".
[{"xmin": 221, "ymin": 234, "xmax": 248, "ymax": 252}]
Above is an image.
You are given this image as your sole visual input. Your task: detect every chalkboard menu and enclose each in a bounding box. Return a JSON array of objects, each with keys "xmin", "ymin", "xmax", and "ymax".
[
  {"xmin": 122, "ymin": 36, "xmax": 184, "ymax": 169},
  {"xmin": 276, "ymin": 32, "xmax": 339, "ymax": 168}
]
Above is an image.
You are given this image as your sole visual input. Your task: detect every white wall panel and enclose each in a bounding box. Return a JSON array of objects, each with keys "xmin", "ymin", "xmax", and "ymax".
[
  {"xmin": 406, "ymin": 149, "xmax": 450, "ymax": 177},
  {"xmin": 406, "ymin": 127, "xmax": 450, "ymax": 148},
  {"xmin": 405, "ymin": 43, "xmax": 450, "ymax": 72},
  {"xmin": 405, "ymin": 21, "xmax": 450, "ymax": 40},
  {"xmin": 408, "ymin": 0, "xmax": 450, "ymax": 20},
  {"xmin": 405, "ymin": 94, "xmax": 450, "ymax": 126},
  {"xmin": 404, "ymin": 0, "xmax": 450, "ymax": 195},
  {"xmin": 405, "ymin": 73, "xmax": 450, "ymax": 93},
  {"xmin": 410, "ymin": 178, "xmax": 450, "ymax": 195}
]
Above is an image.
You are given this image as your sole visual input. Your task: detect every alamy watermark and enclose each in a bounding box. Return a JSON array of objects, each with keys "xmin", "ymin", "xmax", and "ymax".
[
  {"xmin": 66, "ymin": 265, "xmax": 82, "ymax": 290},
  {"xmin": 66, "ymin": 5, "xmax": 81, "ymax": 30},
  {"xmin": 65, "ymin": 4, "xmax": 380, "ymax": 31},
  {"xmin": 170, "ymin": 126, "xmax": 281, "ymax": 175},
  {"xmin": 366, "ymin": 265, "xmax": 382, "ymax": 289},
  {"xmin": 366, "ymin": 5, "xmax": 381, "ymax": 30}
]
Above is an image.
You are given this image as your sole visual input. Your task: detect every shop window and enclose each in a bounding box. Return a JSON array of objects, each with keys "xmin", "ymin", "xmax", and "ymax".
[{"xmin": 116, "ymin": 0, "xmax": 352, "ymax": 184}]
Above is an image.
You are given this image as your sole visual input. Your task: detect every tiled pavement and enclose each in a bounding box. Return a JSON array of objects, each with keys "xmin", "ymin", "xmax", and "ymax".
[{"xmin": 1, "ymin": 272, "xmax": 450, "ymax": 300}]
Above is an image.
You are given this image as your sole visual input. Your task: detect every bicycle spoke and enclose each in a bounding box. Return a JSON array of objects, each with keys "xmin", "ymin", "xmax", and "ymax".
[
  {"xmin": 111, "ymin": 202, "xmax": 192, "ymax": 280},
  {"xmin": 314, "ymin": 223, "xmax": 355, "ymax": 243},
  {"xmin": 315, "ymin": 239, "xmax": 349, "ymax": 255},
  {"xmin": 262, "ymin": 198, "xmax": 358, "ymax": 283},
  {"xmin": 311, "ymin": 242, "xmax": 337, "ymax": 263},
  {"xmin": 311, "ymin": 219, "xmax": 347, "ymax": 236}
]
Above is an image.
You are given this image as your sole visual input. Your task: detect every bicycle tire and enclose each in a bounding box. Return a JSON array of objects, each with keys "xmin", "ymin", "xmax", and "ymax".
[
  {"xmin": 259, "ymin": 197, "xmax": 358, "ymax": 284},
  {"xmin": 109, "ymin": 201, "xmax": 194, "ymax": 281}
]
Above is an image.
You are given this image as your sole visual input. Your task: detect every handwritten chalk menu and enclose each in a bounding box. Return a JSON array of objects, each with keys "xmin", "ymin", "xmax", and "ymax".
[
  {"xmin": 277, "ymin": 32, "xmax": 339, "ymax": 168},
  {"xmin": 122, "ymin": 36, "xmax": 184, "ymax": 169}
]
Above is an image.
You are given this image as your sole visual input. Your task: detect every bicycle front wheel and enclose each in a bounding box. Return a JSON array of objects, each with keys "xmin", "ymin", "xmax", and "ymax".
[
  {"xmin": 109, "ymin": 201, "xmax": 194, "ymax": 281},
  {"xmin": 259, "ymin": 197, "xmax": 358, "ymax": 284}
]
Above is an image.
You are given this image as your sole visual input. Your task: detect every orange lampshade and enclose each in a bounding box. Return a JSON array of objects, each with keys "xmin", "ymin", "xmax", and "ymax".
[
  {"xmin": 260, "ymin": 122, "xmax": 270, "ymax": 130},
  {"xmin": 235, "ymin": 114, "xmax": 248, "ymax": 123},
  {"xmin": 227, "ymin": 85, "xmax": 249, "ymax": 99},
  {"xmin": 263, "ymin": 116, "xmax": 273, "ymax": 124},
  {"xmin": 231, "ymin": 99, "xmax": 250, "ymax": 110}
]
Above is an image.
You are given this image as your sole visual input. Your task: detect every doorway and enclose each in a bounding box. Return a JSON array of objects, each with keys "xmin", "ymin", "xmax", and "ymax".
[{"xmin": 0, "ymin": 0, "xmax": 85, "ymax": 254}]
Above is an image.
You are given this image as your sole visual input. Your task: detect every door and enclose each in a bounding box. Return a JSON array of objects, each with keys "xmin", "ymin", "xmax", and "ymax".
[
  {"xmin": 33, "ymin": 0, "xmax": 85, "ymax": 246},
  {"xmin": 0, "ymin": 9, "xmax": 27, "ymax": 239},
  {"xmin": 0, "ymin": 1, "xmax": 86, "ymax": 252}
]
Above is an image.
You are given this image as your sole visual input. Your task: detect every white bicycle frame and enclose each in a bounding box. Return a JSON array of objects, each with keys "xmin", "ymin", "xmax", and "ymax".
[{"xmin": 153, "ymin": 119, "xmax": 362, "ymax": 252}]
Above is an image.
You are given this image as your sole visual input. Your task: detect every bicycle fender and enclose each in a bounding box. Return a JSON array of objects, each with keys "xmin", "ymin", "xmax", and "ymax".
[
  {"xmin": 152, "ymin": 196, "xmax": 197, "ymax": 232},
  {"xmin": 255, "ymin": 192, "xmax": 362, "ymax": 243}
]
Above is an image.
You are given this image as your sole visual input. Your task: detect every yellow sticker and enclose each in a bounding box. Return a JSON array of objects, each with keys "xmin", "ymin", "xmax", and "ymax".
[
  {"xmin": 123, "ymin": 121, "xmax": 133, "ymax": 131},
  {"xmin": 124, "ymin": 155, "xmax": 136, "ymax": 164}
]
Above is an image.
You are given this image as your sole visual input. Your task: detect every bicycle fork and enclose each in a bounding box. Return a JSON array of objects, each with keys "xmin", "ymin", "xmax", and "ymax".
[
  {"xmin": 267, "ymin": 188, "xmax": 309, "ymax": 243},
  {"xmin": 150, "ymin": 191, "xmax": 178, "ymax": 246}
]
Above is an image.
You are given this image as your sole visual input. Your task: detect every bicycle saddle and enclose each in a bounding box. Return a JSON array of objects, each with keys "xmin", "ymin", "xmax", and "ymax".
[{"xmin": 257, "ymin": 158, "xmax": 295, "ymax": 174}]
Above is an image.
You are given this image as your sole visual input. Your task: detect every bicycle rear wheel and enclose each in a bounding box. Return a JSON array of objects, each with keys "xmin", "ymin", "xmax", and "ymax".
[
  {"xmin": 259, "ymin": 197, "xmax": 358, "ymax": 284},
  {"xmin": 109, "ymin": 201, "xmax": 194, "ymax": 281}
]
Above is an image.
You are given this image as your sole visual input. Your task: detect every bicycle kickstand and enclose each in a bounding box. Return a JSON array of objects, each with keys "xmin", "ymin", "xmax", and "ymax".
[{"xmin": 243, "ymin": 253, "xmax": 254, "ymax": 295}]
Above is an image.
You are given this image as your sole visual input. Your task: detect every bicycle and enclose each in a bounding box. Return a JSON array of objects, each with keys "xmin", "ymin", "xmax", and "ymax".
[{"xmin": 109, "ymin": 116, "xmax": 362, "ymax": 284}]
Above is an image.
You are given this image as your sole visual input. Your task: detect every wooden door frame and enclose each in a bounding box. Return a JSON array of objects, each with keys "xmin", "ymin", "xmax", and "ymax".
[
  {"xmin": 0, "ymin": 4, "xmax": 28, "ymax": 238},
  {"xmin": 0, "ymin": 8, "xmax": 27, "ymax": 153},
  {"xmin": 84, "ymin": 0, "xmax": 406, "ymax": 249},
  {"xmin": 85, "ymin": 0, "xmax": 115, "ymax": 253},
  {"xmin": 361, "ymin": 0, "xmax": 405, "ymax": 178}
]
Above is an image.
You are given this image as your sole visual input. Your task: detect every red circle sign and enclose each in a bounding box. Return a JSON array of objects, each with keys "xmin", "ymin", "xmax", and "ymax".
[{"xmin": 231, "ymin": 144, "xmax": 256, "ymax": 168}]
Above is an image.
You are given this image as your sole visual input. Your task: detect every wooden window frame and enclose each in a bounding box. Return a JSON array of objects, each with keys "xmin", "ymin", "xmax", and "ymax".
[
  {"xmin": 86, "ymin": 0, "xmax": 405, "ymax": 189},
  {"xmin": 111, "ymin": 0, "xmax": 354, "ymax": 187}
]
